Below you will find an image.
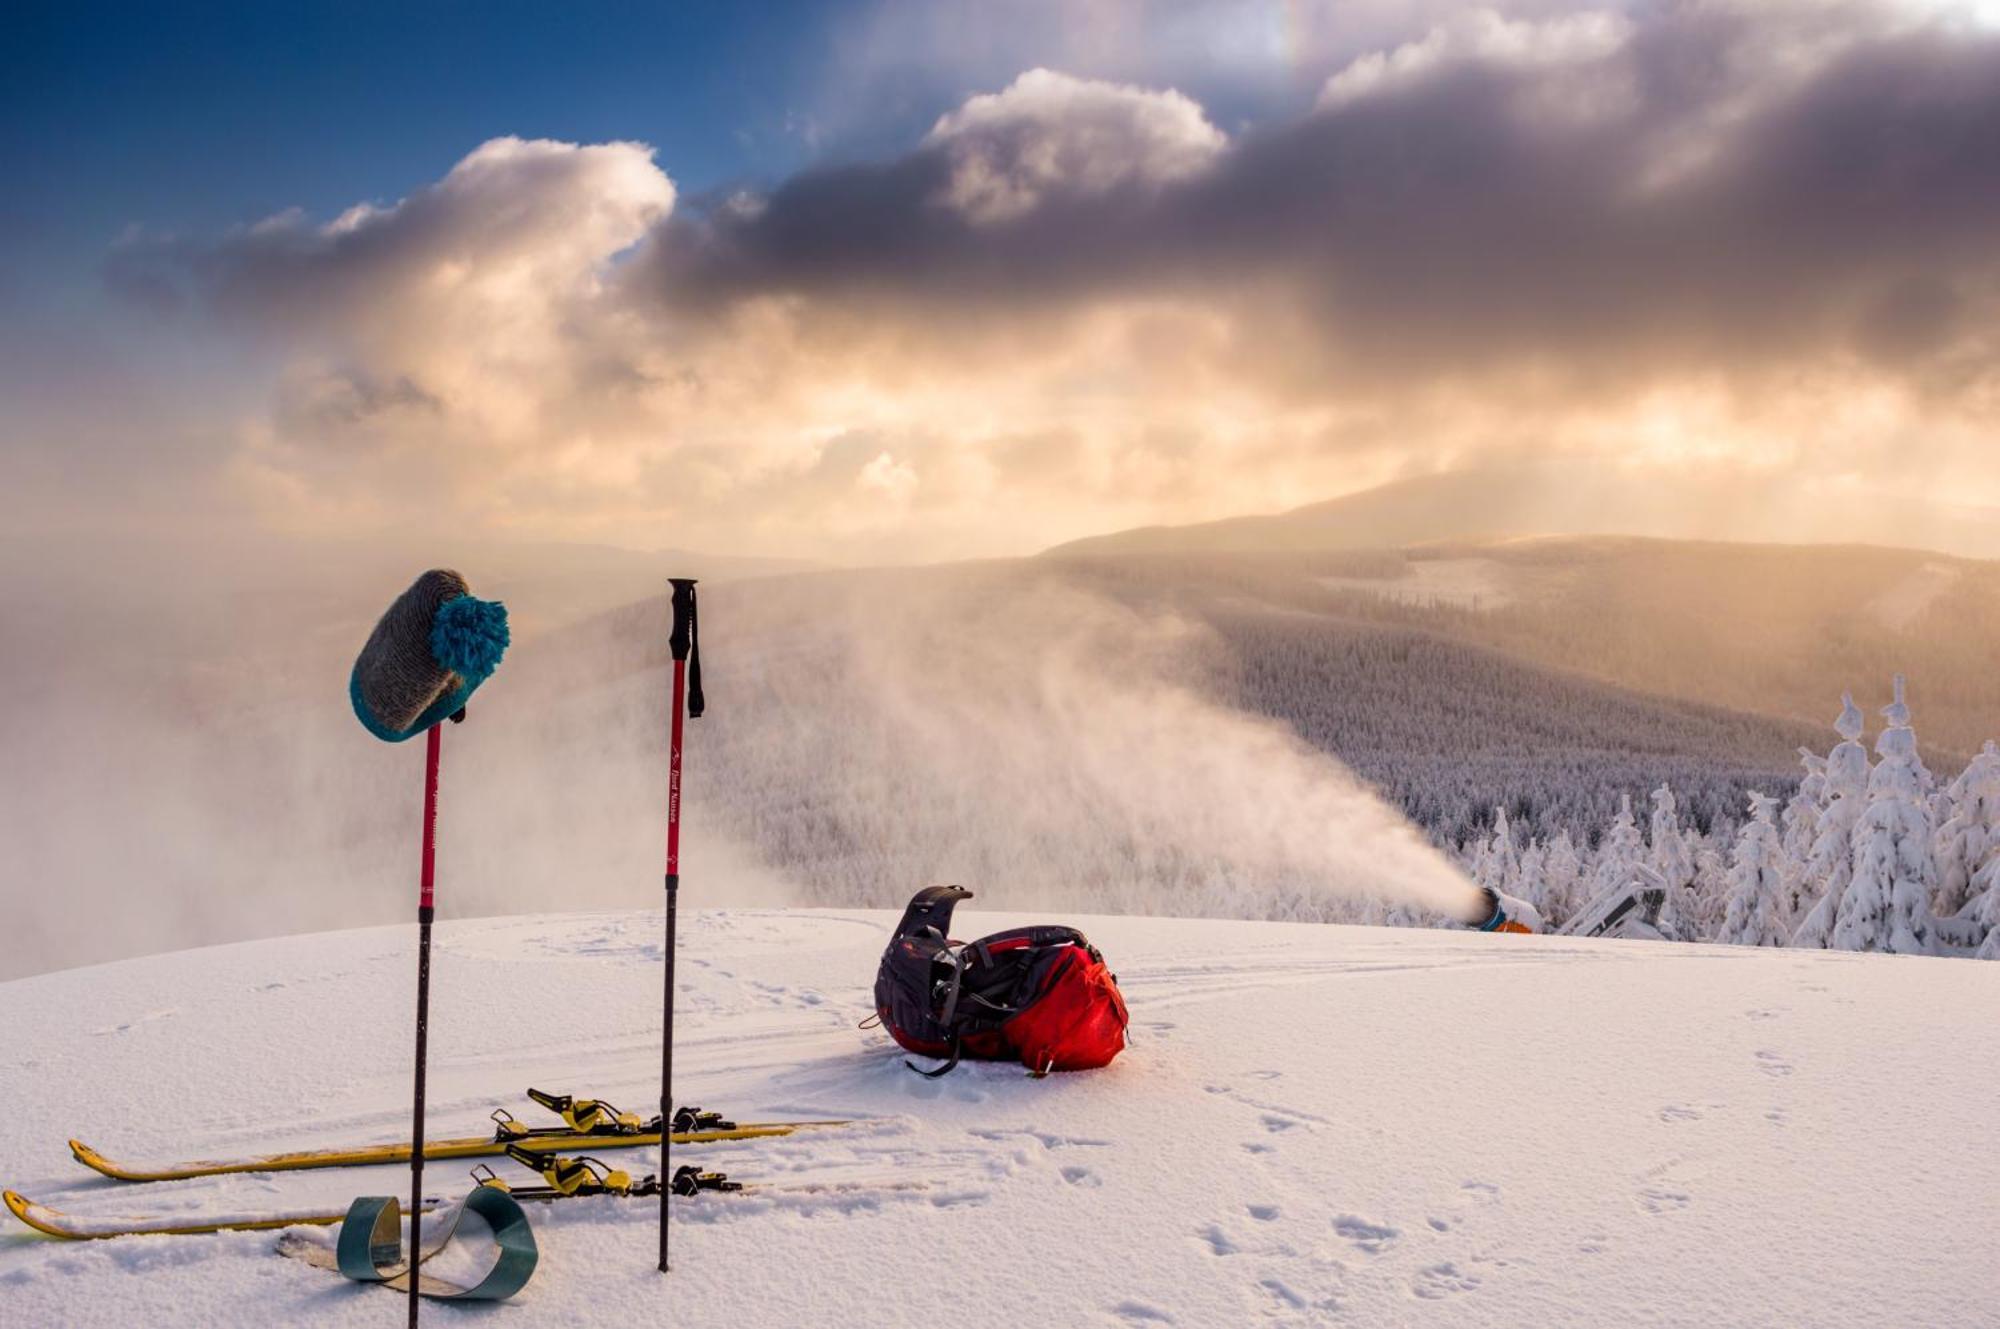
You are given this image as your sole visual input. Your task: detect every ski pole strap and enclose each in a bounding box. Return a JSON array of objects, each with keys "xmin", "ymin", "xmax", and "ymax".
[
  {"xmin": 334, "ymin": 1188, "xmax": 538, "ymax": 1301},
  {"xmin": 669, "ymin": 579, "xmax": 703, "ymax": 718}
]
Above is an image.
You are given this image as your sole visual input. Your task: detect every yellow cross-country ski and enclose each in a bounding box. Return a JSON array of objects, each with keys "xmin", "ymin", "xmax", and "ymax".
[
  {"xmin": 67, "ymin": 1089, "xmax": 852, "ymax": 1182},
  {"xmin": 5, "ymin": 1187, "xmax": 414, "ymax": 1240}
]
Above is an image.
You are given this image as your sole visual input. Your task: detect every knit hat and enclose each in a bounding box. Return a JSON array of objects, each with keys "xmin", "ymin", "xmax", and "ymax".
[{"xmin": 350, "ymin": 569, "xmax": 510, "ymax": 742}]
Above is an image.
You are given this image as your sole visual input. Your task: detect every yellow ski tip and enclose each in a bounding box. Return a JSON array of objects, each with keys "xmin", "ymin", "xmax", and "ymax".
[
  {"xmin": 68, "ymin": 1140, "xmax": 144, "ymax": 1181},
  {"xmin": 5, "ymin": 1189, "xmax": 61, "ymax": 1239}
]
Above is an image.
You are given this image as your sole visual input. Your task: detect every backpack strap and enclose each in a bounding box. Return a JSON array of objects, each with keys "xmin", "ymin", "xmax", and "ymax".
[
  {"xmin": 968, "ymin": 925, "xmax": 1090, "ymax": 955},
  {"xmin": 907, "ymin": 1036, "xmax": 962, "ymax": 1078}
]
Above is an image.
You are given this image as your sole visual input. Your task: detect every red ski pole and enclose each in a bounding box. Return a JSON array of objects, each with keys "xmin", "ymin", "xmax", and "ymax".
[
  {"xmin": 660, "ymin": 579, "xmax": 702, "ymax": 1274},
  {"xmin": 347, "ymin": 570, "xmax": 509, "ymax": 1326},
  {"xmin": 407, "ymin": 720, "xmax": 442, "ymax": 1328}
]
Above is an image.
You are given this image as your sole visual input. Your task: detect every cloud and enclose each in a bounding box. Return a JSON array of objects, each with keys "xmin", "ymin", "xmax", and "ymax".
[
  {"xmin": 925, "ymin": 68, "xmax": 1225, "ymax": 223},
  {"xmin": 1316, "ymin": 7, "xmax": 1635, "ymax": 112},
  {"xmin": 90, "ymin": 3, "xmax": 2000, "ymax": 559}
]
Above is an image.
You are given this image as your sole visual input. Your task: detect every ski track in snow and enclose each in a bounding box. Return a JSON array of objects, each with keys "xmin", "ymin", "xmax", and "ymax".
[{"xmin": 1, "ymin": 909, "xmax": 1997, "ymax": 1327}]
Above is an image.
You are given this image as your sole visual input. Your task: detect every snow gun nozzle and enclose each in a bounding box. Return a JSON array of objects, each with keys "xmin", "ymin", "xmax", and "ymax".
[{"xmin": 1469, "ymin": 886, "xmax": 1535, "ymax": 935}]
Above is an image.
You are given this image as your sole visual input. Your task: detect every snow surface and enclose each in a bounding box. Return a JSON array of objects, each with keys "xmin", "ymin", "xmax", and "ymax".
[{"xmin": 2, "ymin": 909, "xmax": 1997, "ymax": 1326}]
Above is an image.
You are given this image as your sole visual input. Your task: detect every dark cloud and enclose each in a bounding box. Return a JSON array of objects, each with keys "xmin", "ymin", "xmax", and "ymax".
[{"xmin": 641, "ymin": 7, "xmax": 2000, "ymax": 394}]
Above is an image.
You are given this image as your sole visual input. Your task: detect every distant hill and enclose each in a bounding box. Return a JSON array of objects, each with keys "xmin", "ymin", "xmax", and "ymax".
[
  {"xmin": 1046, "ymin": 537, "xmax": 2000, "ymax": 763},
  {"xmin": 1047, "ymin": 465, "xmax": 2000, "ymax": 562}
]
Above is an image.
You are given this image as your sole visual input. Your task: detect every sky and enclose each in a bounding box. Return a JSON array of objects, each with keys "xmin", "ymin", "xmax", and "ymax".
[{"xmin": 6, "ymin": 0, "xmax": 2000, "ymax": 563}]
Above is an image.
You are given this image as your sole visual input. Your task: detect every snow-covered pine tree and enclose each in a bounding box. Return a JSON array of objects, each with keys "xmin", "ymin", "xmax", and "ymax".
[
  {"xmin": 1779, "ymin": 747, "xmax": 1829, "ymax": 928},
  {"xmin": 1543, "ymin": 830, "xmax": 1585, "ymax": 928},
  {"xmin": 1515, "ymin": 837, "xmax": 1550, "ymax": 922},
  {"xmin": 1831, "ymin": 677, "xmax": 1937, "ymax": 955},
  {"xmin": 1478, "ymin": 806, "xmax": 1520, "ymax": 897},
  {"xmin": 1691, "ymin": 832, "xmax": 1730, "ymax": 940},
  {"xmin": 1718, "ymin": 792, "xmax": 1789, "ymax": 946},
  {"xmin": 1793, "ymin": 694, "xmax": 1871, "ymax": 949},
  {"xmin": 1589, "ymin": 794, "xmax": 1647, "ymax": 919},
  {"xmin": 1933, "ymin": 741, "xmax": 2000, "ymax": 920},
  {"xmin": 1649, "ymin": 784, "xmax": 1695, "ymax": 942},
  {"xmin": 1974, "ymin": 855, "xmax": 2000, "ymax": 960}
]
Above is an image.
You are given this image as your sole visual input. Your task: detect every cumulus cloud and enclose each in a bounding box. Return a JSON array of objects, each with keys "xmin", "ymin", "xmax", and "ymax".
[
  {"xmin": 925, "ymin": 68, "xmax": 1225, "ymax": 222},
  {"xmin": 1316, "ymin": 7, "xmax": 1635, "ymax": 112},
  {"xmin": 92, "ymin": 2, "xmax": 2000, "ymax": 559}
]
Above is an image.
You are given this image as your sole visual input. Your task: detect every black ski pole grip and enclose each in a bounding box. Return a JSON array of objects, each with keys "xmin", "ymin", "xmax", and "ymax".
[{"xmin": 669, "ymin": 579, "xmax": 703, "ymax": 718}]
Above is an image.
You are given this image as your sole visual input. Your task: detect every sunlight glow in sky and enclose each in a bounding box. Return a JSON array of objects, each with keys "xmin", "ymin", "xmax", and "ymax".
[{"xmin": 5, "ymin": 0, "xmax": 1999, "ymax": 562}]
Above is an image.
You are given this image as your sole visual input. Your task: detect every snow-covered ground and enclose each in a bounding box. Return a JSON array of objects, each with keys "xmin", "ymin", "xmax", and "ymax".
[{"xmin": 2, "ymin": 908, "xmax": 1996, "ymax": 1326}]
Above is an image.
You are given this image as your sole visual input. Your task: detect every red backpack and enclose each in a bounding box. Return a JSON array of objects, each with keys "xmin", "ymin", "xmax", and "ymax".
[{"xmin": 873, "ymin": 887, "xmax": 1129, "ymax": 1077}]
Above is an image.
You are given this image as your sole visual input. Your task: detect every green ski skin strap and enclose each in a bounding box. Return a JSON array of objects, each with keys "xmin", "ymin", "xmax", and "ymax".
[{"xmin": 335, "ymin": 1188, "xmax": 538, "ymax": 1301}]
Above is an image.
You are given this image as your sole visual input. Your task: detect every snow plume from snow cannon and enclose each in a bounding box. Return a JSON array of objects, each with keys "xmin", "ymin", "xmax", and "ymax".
[{"xmin": 690, "ymin": 567, "xmax": 1480, "ymax": 924}]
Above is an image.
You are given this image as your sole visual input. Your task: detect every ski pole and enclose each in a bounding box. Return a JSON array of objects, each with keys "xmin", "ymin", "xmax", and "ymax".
[
  {"xmin": 405, "ymin": 722, "xmax": 443, "ymax": 1326},
  {"xmin": 661, "ymin": 578, "xmax": 702, "ymax": 1274},
  {"xmin": 346, "ymin": 570, "xmax": 509, "ymax": 1324}
]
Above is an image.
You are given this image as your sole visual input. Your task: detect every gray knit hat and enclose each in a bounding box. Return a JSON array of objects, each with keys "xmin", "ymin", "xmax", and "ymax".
[{"xmin": 349, "ymin": 569, "xmax": 510, "ymax": 742}]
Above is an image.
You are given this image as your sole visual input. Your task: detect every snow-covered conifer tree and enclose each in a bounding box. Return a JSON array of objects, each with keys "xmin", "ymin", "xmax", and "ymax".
[
  {"xmin": 1831, "ymin": 677, "xmax": 1936, "ymax": 955},
  {"xmin": 1515, "ymin": 837, "xmax": 1550, "ymax": 922},
  {"xmin": 1974, "ymin": 856, "xmax": 2000, "ymax": 960},
  {"xmin": 1690, "ymin": 832, "xmax": 1730, "ymax": 940},
  {"xmin": 1472, "ymin": 807, "xmax": 1519, "ymax": 899},
  {"xmin": 1933, "ymin": 741, "xmax": 2000, "ymax": 920},
  {"xmin": 1793, "ymin": 694, "xmax": 1871, "ymax": 948},
  {"xmin": 1589, "ymin": 794, "xmax": 1647, "ymax": 916},
  {"xmin": 1779, "ymin": 747, "xmax": 1828, "ymax": 926},
  {"xmin": 1543, "ymin": 830, "xmax": 1585, "ymax": 927},
  {"xmin": 1649, "ymin": 784, "xmax": 1695, "ymax": 941},
  {"xmin": 1718, "ymin": 793, "xmax": 1789, "ymax": 946}
]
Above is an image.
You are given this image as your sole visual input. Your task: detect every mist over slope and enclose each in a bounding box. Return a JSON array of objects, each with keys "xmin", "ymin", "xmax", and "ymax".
[{"xmin": 5, "ymin": 527, "xmax": 1989, "ymax": 980}]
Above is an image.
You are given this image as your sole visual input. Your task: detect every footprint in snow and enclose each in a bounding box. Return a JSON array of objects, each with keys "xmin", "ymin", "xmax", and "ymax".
[
  {"xmin": 1332, "ymin": 1215, "xmax": 1400, "ymax": 1253},
  {"xmin": 1658, "ymin": 1105, "xmax": 1703, "ymax": 1123},
  {"xmin": 1637, "ymin": 1186, "xmax": 1692, "ymax": 1214},
  {"xmin": 1246, "ymin": 1204, "xmax": 1281, "ymax": 1222},
  {"xmin": 1755, "ymin": 1051, "xmax": 1795, "ymax": 1077},
  {"xmin": 1061, "ymin": 1166, "xmax": 1101, "ymax": 1188},
  {"xmin": 1411, "ymin": 1262, "xmax": 1481, "ymax": 1299},
  {"xmin": 1109, "ymin": 1300, "xmax": 1175, "ymax": 1324},
  {"xmin": 89, "ymin": 1008, "xmax": 179, "ymax": 1036},
  {"xmin": 1197, "ymin": 1225, "xmax": 1241, "ymax": 1256}
]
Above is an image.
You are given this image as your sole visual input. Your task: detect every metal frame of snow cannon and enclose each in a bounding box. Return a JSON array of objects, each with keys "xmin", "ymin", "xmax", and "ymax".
[
  {"xmin": 1557, "ymin": 865, "xmax": 1670, "ymax": 940},
  {"xmin": 660, "ymin": 578, "xmax": 703, "ymax": 1274}
]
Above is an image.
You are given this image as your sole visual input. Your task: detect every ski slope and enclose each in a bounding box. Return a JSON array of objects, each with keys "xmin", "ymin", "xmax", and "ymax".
[{"xmin": 2, "ymin": 909, "xmax": 1995, "ymax": 1326}]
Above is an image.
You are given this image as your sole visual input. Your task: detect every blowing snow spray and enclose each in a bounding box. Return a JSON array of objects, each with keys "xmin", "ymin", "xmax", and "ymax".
[
  {"xmin": 350, "ymin": 570, "xmax": 509, "ymax": 1327},
  {"xmin": 659, "ymin": 578, "xmax": 703, "ymax": 1274}
]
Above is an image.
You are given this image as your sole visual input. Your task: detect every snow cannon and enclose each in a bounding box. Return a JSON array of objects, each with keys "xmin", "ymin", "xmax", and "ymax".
[
  {"xmin": 349, "ymin": 569, "xmax": 510, "ymax": 741},
  {"xmin": 1467, "ymin": 885, "xmax": 1537, "ymax": 935}
]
